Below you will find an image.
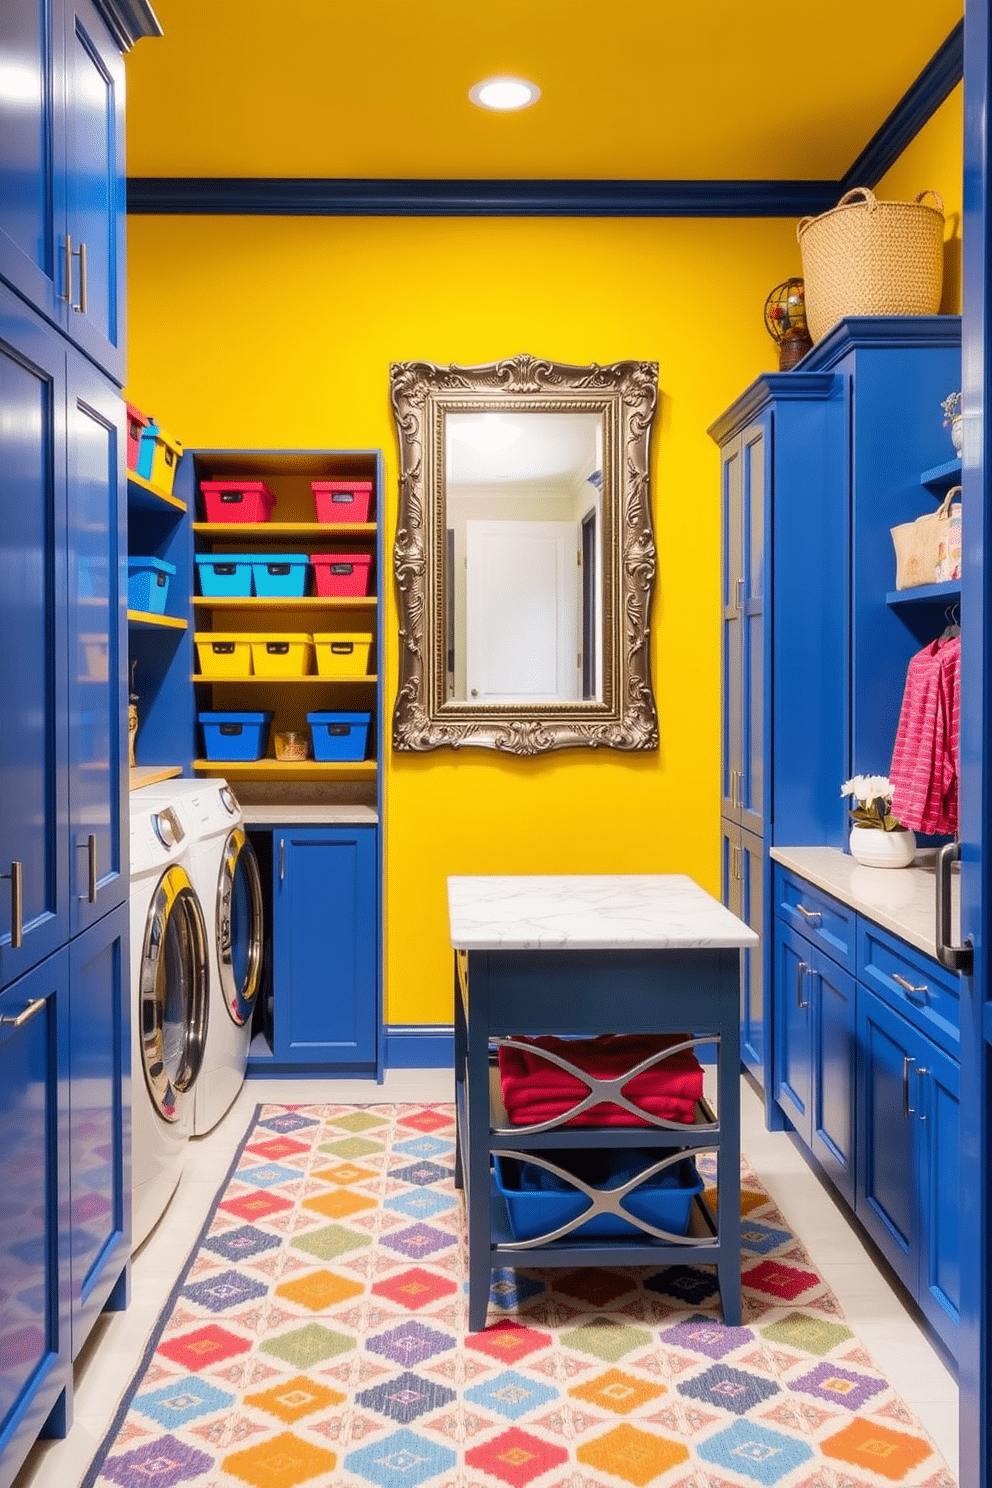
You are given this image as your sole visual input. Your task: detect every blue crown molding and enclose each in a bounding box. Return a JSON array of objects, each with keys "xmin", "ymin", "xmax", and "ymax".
[
  {"xmin": 126, "ymin": 25, "xmax": 962, "ymax": 217},
  {"xmin": 840, "ymin": 20, "xmax": 964, "ymax": 192},
  {"xmin": 126, "ymin": 176, "xmax": 842, "ymax": 218},
  {"xmin": 95, "ymin": 0, "xmax": 162, "ymax": 50}
]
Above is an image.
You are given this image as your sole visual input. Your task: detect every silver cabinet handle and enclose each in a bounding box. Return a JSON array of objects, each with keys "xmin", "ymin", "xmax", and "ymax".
[
  {"xmin": 795, "ymin": 903, "xmax": 822, "ymax": 924},
  {"xmin": 61, "ymin": 235, "xmax": 72, "ymax": 301},
  {"xmin": 917, "ymin": 1068, "xmax": 929, "ymax": 1121},
  {"xmin": 935, "ymin": 841, "xmax": 972, "ymax": 972},
  {"xmin": 1, "ymin": 996, "xmax": 45, "ymax": 1029},
  {"xmin": 797, "ymin": 960, "xmax": 810, "ymax": 1009},
  {"xmin": 1, "ymin": 862, "xmax": 23, "ymax": 948},
  {"xmin": 78, "ymin": 835, "xmax": 98, "ymax": 903},
  {"xmin": 903, "ymin": 1054, "xmax": 916, "ymax": 1117},
  {"xmin": 75, "ymin": 239, "xmax": 87, "ymax": 313},
  {"xmin": 892, "ymin": 973, "xmax": 928, "ymax": 1001},
  {"xmin": 736, "ymin": 577, "xmax": 745, "ymax": 609},
  {"xmin": 279, "ymin": 838, "xmax": 285, "ymax": 882}
]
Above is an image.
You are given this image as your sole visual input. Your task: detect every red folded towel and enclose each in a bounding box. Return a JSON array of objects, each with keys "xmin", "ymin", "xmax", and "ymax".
[{"xmin": 498, "ymin": 1033, "xmax": 704, "ymax": 1127}]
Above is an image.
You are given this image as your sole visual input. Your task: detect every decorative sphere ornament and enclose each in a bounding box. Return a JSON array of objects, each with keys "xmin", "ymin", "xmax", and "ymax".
[{"xmin": 763, "ymin": 277, "xmax": 813, "ymax": 369}]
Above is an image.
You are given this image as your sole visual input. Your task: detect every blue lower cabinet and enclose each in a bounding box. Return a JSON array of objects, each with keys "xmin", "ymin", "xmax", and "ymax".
[
  {"xmin": 856, "ymin": 989, "xmax": 960, "ymax": 1356},
  {"xmin": 270, "ymin": 826, "xmax": 378, "ymax": 1069},
  {"xmin": 68, "ymin": 905, "xmax": 129, "ymax": 1357},
  {"xmin": 721, "ymin": 819, "xmax": 765, "ymax": 1088},
  {"xmin": 0, "ymin": 951, "xmax": 71, "ymax": 1488},
  {"xmin": 774, "ymin": 920, "xmax": 856, "ymax": 1207}
]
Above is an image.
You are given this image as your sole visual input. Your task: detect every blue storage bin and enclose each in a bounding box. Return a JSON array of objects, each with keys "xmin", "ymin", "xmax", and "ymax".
[
  {"xmin": 128, "ymin": 557, "xmax": 176, "ymax": 615},
  {"xmin": 199, "ymin": 711, "xmax": 273, "ymax": 762},
  {"xmin": 493, "ymin": 1150, "xmax": 702, "ymax": 1241},
  {"xmin": 195, "ymin": 554, "xmax": 254, "ymax": 597},
  {"xmin": 251, "ymin": 553, "xmax": 309, "ymax": 597},
  {"xmin": 307, "ymin": 710, "xmax": 372, "ymax": 762}
]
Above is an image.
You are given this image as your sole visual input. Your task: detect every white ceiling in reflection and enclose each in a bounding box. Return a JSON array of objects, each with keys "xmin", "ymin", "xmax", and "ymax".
[{"xmin": 446, "ymin": 412, "xmax": 600, "ymax": 487}]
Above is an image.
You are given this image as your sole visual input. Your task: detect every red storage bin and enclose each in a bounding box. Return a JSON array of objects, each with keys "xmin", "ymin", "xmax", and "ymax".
[
  {"xmin": 125, "ymin": 403, "xmax": 150, "ymax": 472},
  {"xmin": 312, "ymin": 479, "xmax": 373, "ymax": 524},
  {"xmin": 310, "ymin": 553, "xmax": 373, "ymax": 597},
  {"xmin": 201, "ymin": 480, "xmax": 276, "ymax": 524}
]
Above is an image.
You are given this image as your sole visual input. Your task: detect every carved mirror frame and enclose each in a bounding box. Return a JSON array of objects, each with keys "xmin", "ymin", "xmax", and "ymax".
[{"xmin": 390, "ymin": 354, "xmax": 659, "ymax": 754}]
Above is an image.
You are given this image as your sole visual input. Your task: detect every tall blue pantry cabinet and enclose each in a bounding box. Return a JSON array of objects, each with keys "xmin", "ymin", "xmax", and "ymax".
[{"xmin": 0, "ymin": 4, "xmax": 159, "ymax": 1486}]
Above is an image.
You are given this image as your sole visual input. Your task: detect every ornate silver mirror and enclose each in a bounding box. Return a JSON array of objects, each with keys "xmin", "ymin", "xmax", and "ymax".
[{"xmin": 391, "ymin": 354, "xmax": 659, "ymax": 753}]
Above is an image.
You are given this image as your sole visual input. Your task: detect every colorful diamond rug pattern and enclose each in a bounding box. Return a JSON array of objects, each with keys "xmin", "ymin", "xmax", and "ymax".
[{"xmin": 82, "ymin": 1104, "xmax": 954, "ymax": 1488}]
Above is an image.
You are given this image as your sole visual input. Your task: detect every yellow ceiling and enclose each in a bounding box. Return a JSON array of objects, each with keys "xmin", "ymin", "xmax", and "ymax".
[{"xmin": 125, "ymin": 1, "xmax": 963, "ymax": 183}]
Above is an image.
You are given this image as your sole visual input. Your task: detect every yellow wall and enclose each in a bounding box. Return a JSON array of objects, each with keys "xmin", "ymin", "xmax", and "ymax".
[
  {"xmin": 879, "ymin": 82, "xmax": 964, "ymax": 314},
  {"xmin": 124, "ymin": 100, "xmax": 962, "ymax": 1027}
]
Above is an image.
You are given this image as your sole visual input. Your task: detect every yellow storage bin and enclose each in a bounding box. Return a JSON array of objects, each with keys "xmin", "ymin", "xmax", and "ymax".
[
  {"xmin": 195, "ymin": 632, "xmax": 253, "ymax": 677},
  {"xmin": 136, "ymin": 422, "xmax": 184, "ymax": 496},
  {"xmin": 313, "ymin": 631, "xmax": 374, "ymax": 678},
  {"xmin": 250, "ymin": 632, "xmax": 314, "ymax": 677}
]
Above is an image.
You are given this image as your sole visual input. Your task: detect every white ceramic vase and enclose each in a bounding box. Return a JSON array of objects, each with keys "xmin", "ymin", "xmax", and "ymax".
[
  {"xmin": 951, "ymin": 415, "xmax": 964, "ymax": 454},
  {"xmin": 849, "ymin": 824, "xmax": 917, "ymax": 869}
]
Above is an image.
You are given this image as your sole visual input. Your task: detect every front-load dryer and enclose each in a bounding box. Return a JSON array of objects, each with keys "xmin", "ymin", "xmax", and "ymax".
[
  {"xmin": 133, "ymin": 779, "xmax": 262, "ymax": 1134},
  {"xmin": 129, "ymin": 797, "xmax": 209, "ymax": 1249}
]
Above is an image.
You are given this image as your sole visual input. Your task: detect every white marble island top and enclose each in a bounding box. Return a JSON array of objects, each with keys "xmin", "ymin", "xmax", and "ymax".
[{"xmin": 448, "ymin": 874, "xmax": 759, "ymax": 951}]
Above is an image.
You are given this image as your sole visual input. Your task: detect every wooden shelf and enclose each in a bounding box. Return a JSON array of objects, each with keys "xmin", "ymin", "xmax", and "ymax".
[
  {"xmin": 192, "ymin": 522, "xmax": 375, "ymax": 540},
  {"xmin": 130, "ymin": 764, "xmax": 183, "ymax": 791},
  {"xmin": 128, "ymin": 609, "xmax": 188, "ymax": 630},
  {"xmin": 192, "ymin": 673, "xmax": 377, "ymax": 685},
  {"xmin": 192, "ymin": 596, "xmax": 376, "ymax": 612},
  {"xmin": 193, "ymin": 758, "xmax": 376, "ymax": 780},
  {"xmin": 127, "ymin": 471, "xmax": 187, "ymax": 514}
]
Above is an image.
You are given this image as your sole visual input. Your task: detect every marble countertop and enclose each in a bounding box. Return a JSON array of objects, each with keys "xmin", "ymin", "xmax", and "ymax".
[
  {"xmin": 240, "ymin": 804, "xmax": 378, "ymax": 826},
  {"xmin": 769, "ymin": 846, "xmax": 959, "ymax": 960},
  {"xmin": 447, "ymin": 874, "xmax": 759, "ymax": 951}
]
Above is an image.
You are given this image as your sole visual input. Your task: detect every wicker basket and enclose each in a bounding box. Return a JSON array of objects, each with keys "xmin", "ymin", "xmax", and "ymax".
[{"xmin": 797, "ymin": 187, "xmax": 944, "ymax": 343}]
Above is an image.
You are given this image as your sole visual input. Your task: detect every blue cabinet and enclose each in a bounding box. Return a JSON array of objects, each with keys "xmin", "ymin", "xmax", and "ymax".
[
  {"xmin": 721, "ymin": 819, "xmax": 763, "ymax": 1077},
  {"xmin": 265, "ymin": 825, "xmax": 378, "ymax": 1071},
  {"xmin": 0, "ymin": 952, "xmax": 71, "ymax": 1488},
  {"xmin": 68, "ymin": 905, "xmax": 129, "ymax": 1357},
  {"xmin": 856, "ymin": 990, "xmax": 960, "ymax": 1357},
  {"xmin": 0, "ymin": 0, "xmax": 128, "ymax": 383}
]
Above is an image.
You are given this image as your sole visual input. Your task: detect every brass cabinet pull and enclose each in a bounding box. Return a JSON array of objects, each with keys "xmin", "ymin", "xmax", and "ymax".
[
  {"xmin": 1, "ymin": 996, "xmax": 45, "ymax": 1029},
  {"xmin": 795, "ymin": 903, "xmax": 822, "ymax": 924},
  {"xmin": 892, "ymin": 972, "xmax": 928, "ymax": 1000},
  {"xmin": 1, "ymin": 861, "xmax": 23, "ymax": 948}
]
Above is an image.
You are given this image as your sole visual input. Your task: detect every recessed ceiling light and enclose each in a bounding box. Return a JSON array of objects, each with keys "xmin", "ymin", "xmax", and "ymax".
[{"xmin": 469, "ymin": 76, "xmax": 541, "ymax": 112}]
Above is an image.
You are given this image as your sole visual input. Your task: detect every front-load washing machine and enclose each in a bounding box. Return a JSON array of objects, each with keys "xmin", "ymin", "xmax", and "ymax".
[
  {"xmin": 129, "ymin": 797, "xmax": 209, "ymax": 1248},
  {"xmin": 133, "ymin": 779, "xmax": 262, "ymax": 1134}
]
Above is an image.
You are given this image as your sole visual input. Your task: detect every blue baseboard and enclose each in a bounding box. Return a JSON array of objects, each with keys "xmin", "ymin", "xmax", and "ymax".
[{"xmin": 385, "ymin": 1025, "xmax": 454, "ymax": 1069}]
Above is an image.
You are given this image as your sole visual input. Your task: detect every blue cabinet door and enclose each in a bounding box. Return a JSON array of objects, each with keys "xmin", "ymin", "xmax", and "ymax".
[
  {"xmin": 917, "ymin": 1032, "xmax": 960, "ymax": 1356},
  {"xmin": 722, "ymin": 818, "xmax": 765, "ymax": 1084},
  {"xmin": 67, "ymin": 904, "xmax": 129, "ymax": 1358},
  {"xmin": 855, "ymin": 990, "xmax": 920, "ymax": 1299},
  {"xmin": 0, "ymin": 0, "xmax": 65, "ymax": 327},
  {"xmin": 720, "ymin": 417, "xmax": 765, "ymax": 838},
  {"xmin": 0, "ymin": 285, "xmax": 70, "ymax": 990},
  {"xmin": 272, "ymin": 826, "xmax": 378, "ymax": 1067},
  {"xmin": 809, "ymin": 944, "xmax": 856, "ymax": 1208},
  {"xmin": 775, "ymin": 920, "xmax": 813, "ymax": 1140},
  {"xmin": 66, "ymin": 355, "xmax": 126, "ymax": 931},
  {"xmin": 62, "ymin": 0, "xmax": 125, "ymax": 384},
  {"xmin": 0, "ymin": 951, "xmax": 71, "ymax": 1485}
]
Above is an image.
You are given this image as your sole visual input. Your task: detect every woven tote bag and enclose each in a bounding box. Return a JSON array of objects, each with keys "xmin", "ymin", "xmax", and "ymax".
[
  {"xmin": 798, "ymin": 187, "xmax": 944, "ymax": 343},
  {"xmin": 890, "ymin": 485, "xmax": 961, "ymax": 591}
]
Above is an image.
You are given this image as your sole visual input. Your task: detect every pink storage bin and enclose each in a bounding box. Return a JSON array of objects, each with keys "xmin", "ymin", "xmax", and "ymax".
[
  {"xmin": 312, "ymin": 479, "xmax": 374, "ymax": 524},
  {"xmin": 126, "ymin": 403, "xmax": 150, "ymax": 472},
  {"xmin": 310, "ymin": 553, "xmax": 373, "ymax": 598},
  {"xmin": 201, "ymin": 480, "xmax": 276, "ymax": 523}
]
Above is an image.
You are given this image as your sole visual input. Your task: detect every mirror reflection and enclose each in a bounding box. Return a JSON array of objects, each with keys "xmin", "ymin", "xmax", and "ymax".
[{"xmin": 445, "ymin": 411, "xmax": 603, "ymax": 703}]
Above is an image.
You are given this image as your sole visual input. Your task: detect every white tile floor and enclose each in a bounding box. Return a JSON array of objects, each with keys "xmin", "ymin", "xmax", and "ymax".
[{"xmin": 12, "ymin": 1070, "xmax": 959, "ymax": 1488}]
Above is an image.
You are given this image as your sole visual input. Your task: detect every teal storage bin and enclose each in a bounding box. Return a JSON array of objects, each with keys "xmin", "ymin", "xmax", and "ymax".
[
  {"xmin": 493, "ymin": 1150, "xmax": 702, "ymax": 1241},
  {"xmin": 307, "ymin": 710, "xmax": 372, "ymax": 762},
  {"xmin": 200, "ymin": 711, "xmax": 273, "ymax": 761},
  {"xmin": 195, "ymin": 554, "xmax": 254, "ymax": 597},
  {"xmin": 128, "ymin": 557, "xmax": 175, "ymax": 614},
  {"xmin": 251, "ymin": 553, "xmax": 309, "ymax": 597}
]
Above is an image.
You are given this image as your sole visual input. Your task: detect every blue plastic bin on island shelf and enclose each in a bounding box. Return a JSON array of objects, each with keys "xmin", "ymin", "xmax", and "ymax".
[
  {"xmin": 493, "ymin": 1149, "xmax": 703, "ymax": 1241},
  {"xmin": 195, "ymin": 554, "xmax": 254, "ymax": 597},
  {"xmin": 127, "ymin": 557, "xmax": 176, "ymax": 614},
  {"xmin": 307, "ymin": 711, "xmax": 372, "ymax": 762},
  {"xmin": 199, "ymin": 711, "xmax": 273, "ymax": 762}
]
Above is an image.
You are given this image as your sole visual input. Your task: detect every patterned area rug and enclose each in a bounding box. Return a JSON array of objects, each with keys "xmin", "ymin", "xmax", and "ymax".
[{"xmin": 83, "ymin": 1104, "xmax": 954, "ymax": 1488}]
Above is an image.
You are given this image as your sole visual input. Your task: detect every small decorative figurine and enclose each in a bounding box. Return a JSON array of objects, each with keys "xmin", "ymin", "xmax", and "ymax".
[
  {"xmin": 763, "ymin": 278, "xmax": 813, "ymax": 370},
  {"xmin": 128, "ymin": 661, "xmax": 139, "ymax": 769}
]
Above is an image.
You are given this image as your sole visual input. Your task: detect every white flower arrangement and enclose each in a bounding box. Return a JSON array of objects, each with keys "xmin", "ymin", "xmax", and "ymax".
[{"xmin": 840, "ymin": 774, "xmax": 907, "ymax": 832}]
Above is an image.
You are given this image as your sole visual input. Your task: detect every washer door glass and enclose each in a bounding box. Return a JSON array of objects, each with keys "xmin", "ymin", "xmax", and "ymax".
[
  {"xmin": 217, "ymin": 827, "xmax": 263, "ymax": 1026},
  {"xmin": 140, "ymin": 865, "xmax": 209, "ymax": 1122}
]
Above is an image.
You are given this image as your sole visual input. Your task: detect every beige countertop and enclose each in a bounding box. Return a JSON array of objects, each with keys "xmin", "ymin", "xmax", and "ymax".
[
  {"xmin": 769, "ymin": 845, "xmax": 960, "ymax": 961},
  {"xmin": 241, "ymin": 804, "xmax": 378, "ymax": 826}
]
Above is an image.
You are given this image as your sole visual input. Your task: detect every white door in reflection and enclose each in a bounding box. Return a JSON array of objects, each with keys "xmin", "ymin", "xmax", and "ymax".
[{"xmin": 465, "ymin": 520, "xmax": 580, "ymax": 701}]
